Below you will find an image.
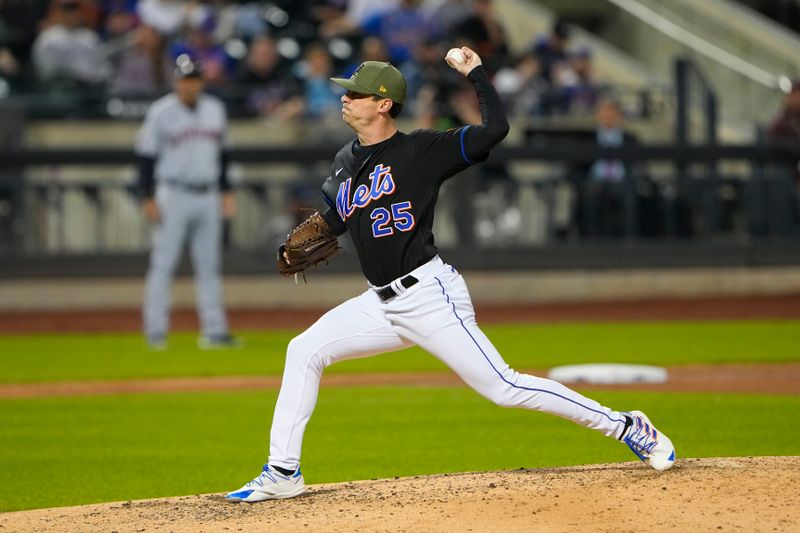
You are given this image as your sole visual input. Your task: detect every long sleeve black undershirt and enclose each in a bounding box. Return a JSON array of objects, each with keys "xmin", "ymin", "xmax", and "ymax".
[
  {"xmin": 137, "ymin": 156, "xmax": 156, "ymax": 199},
  {"xmin": 219, "ymin": 149, "xmax": 231, "ymax": 192},
  {"xmin": 322, "ymin": 194, "xmax": 348, "ymax": 235},
  {"xmin": 463, "ymin": 65, "xmax": 510, "ymax": 159}
]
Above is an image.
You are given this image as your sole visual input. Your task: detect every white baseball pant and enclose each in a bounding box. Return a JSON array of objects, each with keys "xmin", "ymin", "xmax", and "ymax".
[{"xmin": 268, "ymin": 256, "xmax": 628, "ymax": 469}]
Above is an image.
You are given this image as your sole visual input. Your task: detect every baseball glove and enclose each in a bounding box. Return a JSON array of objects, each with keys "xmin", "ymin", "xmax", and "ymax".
[{"xmin": 277, "ymin": 211, "xmax": 340, "ymax": 279}]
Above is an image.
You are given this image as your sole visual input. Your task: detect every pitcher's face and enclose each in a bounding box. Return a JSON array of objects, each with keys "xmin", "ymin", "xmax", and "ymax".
[{"xmin": 341, "ymin": 91, "xmax": 382, "ymax": 129}]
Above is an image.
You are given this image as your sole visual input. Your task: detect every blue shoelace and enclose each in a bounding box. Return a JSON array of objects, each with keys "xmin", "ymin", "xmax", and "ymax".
[{"xmin": 623, "ymin": 417, "xmax": 658, "ymax": 461}]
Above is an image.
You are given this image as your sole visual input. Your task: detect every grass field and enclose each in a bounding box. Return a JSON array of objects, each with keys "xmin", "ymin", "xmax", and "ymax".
[
  {"xmin": 2, "ymin": 389, "xmax": 799, "ymax": 512},
  {"xmin": 1, "ymin": 320, "xmax": 799, "ymax": 512},
  {"xmin": 0, "ymin": 321, "xmax": 798, "ymax": 383}
]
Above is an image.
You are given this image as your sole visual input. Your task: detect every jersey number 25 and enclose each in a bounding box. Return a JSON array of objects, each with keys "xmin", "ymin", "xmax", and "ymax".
[{"xmin": 371, "ymin": 201, "xmax": 415, "ymax": 238}]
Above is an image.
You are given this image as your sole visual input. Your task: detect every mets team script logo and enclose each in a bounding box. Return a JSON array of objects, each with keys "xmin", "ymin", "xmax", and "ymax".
[{"xmin": 336, "ymin": 163, "xmax": 416, "ymax": 238}]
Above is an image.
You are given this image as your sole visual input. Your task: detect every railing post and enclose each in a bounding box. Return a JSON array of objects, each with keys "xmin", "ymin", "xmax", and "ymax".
[
  {"xmin": 675, "ymin": 58, "xmax": 689, "ymax": 144},
  {"xmin": 706, "ymin": 91, "xmax": 718, "ymax": 145},
  {"xmin": 674, "ymin": 58, "xmax": 689, "ymax": 239}
]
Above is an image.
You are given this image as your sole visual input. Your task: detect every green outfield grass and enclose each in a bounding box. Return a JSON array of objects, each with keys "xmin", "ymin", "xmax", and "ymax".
[
  {"xmin": 1, "ymin": 388, "xmax": 799, "ymax": 512},
  {"xmin": 1, "ymin": 320, "xmax": 798, "ymax": 512},
  {"xmin": 1, "ymin": 320, "xmax": 799, "ymax": 383}
]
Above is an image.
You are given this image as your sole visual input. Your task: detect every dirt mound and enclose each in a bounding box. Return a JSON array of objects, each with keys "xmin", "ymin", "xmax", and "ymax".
[{"xmin": 3, "ymin": 457, "xmax": 798, "ymax": 532}]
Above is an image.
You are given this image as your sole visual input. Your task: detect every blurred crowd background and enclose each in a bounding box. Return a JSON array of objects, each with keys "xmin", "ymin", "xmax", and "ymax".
[
  {"xmin": 0, "ymin": 0, "xmax": 799, "ymax": 263},
  {"xmin": 0, "ymin": 0, "xmax": 615, "ymax": 122}
]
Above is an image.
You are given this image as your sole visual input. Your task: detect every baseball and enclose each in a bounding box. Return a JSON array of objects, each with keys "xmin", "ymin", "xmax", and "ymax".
[{"xmin": 446, "ymin": 48, "xmax": 466, "ymax": 66}]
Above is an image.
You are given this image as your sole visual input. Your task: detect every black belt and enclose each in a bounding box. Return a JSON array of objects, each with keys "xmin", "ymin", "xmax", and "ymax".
[
  {"xmin": 165, "ymin": 180, "xmax": 215, "ymax": 193},
  {"xmin": 375, "ymin": 275, "xmax": 419, "ymax": 302}
]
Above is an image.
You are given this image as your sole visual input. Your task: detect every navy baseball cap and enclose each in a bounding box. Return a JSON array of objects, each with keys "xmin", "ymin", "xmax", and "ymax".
[
  {"xmin": 331, "ymin": 61, "xmax": 407, "ymax": 105},
  {"xmin": 174, "ymin": 54, "xmax": 203, "ymax": 79}
]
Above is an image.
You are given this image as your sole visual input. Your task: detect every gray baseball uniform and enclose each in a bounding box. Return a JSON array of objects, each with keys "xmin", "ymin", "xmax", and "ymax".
[{"xmin": 136, "ymin": 91, "xmax": 230, "ymax": 343}]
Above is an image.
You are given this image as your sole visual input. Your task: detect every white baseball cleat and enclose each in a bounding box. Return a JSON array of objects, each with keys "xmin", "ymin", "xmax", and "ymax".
[
  {"xmin": 225, "ymin": 465, "xmax": 305, "ymax": 502},
  {"xmin": 622, "ymin": 410, "xmax": 676, "ymax": 471}
]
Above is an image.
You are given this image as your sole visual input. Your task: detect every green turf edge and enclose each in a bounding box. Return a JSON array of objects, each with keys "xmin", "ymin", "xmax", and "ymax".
[{"xmin": 1, "ymin": 321, "xmax": 798, "ymax": 383}]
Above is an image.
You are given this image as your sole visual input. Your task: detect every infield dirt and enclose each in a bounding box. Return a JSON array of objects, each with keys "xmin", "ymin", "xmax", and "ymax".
[{"xmin": 3, "ymin": 456, "xmax": 797, "ymax": 532}]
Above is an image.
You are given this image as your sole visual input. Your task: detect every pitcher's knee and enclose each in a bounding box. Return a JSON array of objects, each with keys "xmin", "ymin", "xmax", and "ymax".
[
  {"xmin": 286, "ymin": 335, "xmax": 310, "ymax": 362},
  {"xmin": 285, "ymin": 334, "xmax": 327, "ymax": 372}
]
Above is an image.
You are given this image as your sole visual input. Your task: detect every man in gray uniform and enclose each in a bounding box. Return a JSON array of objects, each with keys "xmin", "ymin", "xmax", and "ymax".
[{"xmin": 136, "ymin": 54, "xmax": 239, "ymax": 350}]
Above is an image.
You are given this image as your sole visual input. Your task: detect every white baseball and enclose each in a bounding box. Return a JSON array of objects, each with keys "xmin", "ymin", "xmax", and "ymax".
[{"xmin": 446, "ymin": 48, "xmax": 466, "ymax": 65}]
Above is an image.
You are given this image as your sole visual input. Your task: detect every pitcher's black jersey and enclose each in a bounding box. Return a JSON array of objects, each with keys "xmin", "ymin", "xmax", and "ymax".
[{"xmin": 320, "ymin": 66, "xmax": 509, "ymax": 287}]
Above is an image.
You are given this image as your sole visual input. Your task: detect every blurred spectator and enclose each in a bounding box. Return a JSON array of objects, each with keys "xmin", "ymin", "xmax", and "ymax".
[
  {"xmin": 81, "ymin": 0, "xmax": 103, "ymax": 30},
  {"xmin": 310, "ymin": 0, "xmax": 348, "ymax": 24},
  {"xmin": 765, "ymin": 79, "xmax": 800, "ymax": 224},
  {"xmin": 554, "ymin": 46, "xmax": 600, "ymax": 116},
  {"xmin": 316, "ymin": 0, "xmax": 399, "ymax": 40},
  {"xmin": 530, "ymin": 18, "xmax": 570, "ymax": 84},
  {"xmin": 170, "ymin": 12, "xmax": 232, "ymax": 87},
  {"xmin": 290, "ymin": 41, "xmax": 341, "ymax": 120},
  {"xmin": 32, "ymin": 0, "xmax": 111, "ymax": 87},
  {"xmin": 108, "ymin": 25, "xmax": 169, "ymax": 97},
  {"xmin": 234, "ymin": 35, "xmax": 297, "ymax": 117},
  {"xmin": 101, "ymin": 0, "xmax": 138, "ymax": 39},
  {"xmin": 589, "ymin": 99, "xmax": 630, "ymax": 184},
  {"xmin": 136, "ymin": 0, "xmax": 191, "ymax": 37},
  {"xmin": 272, "ymin": 42, "xmax": 341, "ymax": 121},
  {"xmin": 493, "ymin": 52, "xmax": 546, "ymax": 117},
  {"xmin": 339, "ymin": 35, "xmax": 390, "ymax": 79},
  {"xmin": 360, "ymin": 0, "xmax": 438, "ymax": 65},
  {"xmin": 0, "ymin": 0, "xmax": 50, "ymax": 88},
  {"xmin": 433, "ymin": 0, "xmax": 473, "ymax": 36},
  {"xmin": 446, "ymin": 0, "xmax": 508, "ymax": 74},
  {"xmin": 0, "ymin": 46, "xmax": 20, "ymax": 84},
  {"xmin": 576, "ymin": 98, "xmax": 660, "ymax": 238},
  {"xmin": 767, "ymin": 80, "xmax": 800, "ymax": 146},
  {"xmin": 215, "ymin": 1, "xmax": 269, "ymax": 42}
]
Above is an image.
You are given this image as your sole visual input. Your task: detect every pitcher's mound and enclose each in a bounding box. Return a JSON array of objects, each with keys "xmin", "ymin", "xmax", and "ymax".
[{"xmin": 3, "ymin": 457, "xmax": 798, "ymax": 532}]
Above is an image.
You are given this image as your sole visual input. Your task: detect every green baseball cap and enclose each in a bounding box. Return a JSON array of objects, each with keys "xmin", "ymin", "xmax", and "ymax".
[{"xmin": 330, "ymin": 61, "xmax": 407, "ymax": 105}]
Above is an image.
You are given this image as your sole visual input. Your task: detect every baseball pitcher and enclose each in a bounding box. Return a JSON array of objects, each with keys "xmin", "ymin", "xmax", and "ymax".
[
  {"xmin": 227, "ymin": 47, "xmax": 675, "ymax": 502},
  {"xmin": 136, "ymin": 55, "xmax": 239, "ymax": 350}
]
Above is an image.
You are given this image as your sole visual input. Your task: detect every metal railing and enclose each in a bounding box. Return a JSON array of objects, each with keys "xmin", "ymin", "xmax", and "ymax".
[{"xmin": 0, "ymin": 142, "xmax": 797, "ymax": 260}]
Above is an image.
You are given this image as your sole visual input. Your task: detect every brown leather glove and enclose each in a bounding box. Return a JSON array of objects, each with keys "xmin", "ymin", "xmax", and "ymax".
[{"xmin": 277, "ymin": 211, "xmax": 340, "ymax": 277}]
